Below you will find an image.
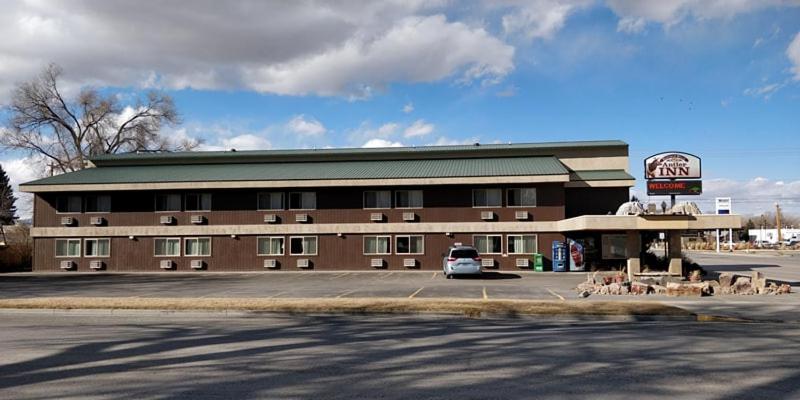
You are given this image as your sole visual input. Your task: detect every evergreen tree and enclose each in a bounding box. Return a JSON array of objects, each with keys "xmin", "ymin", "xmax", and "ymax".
[{"xmin": 0, "ymin": 164, "xmax": 17, "ymax": 225}]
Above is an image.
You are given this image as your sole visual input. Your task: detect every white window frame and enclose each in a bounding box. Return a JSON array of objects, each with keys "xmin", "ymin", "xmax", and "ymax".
[
  {"xmin": 363, "ymin": 191, "xmax": 392, "ymax": 209},
  {"xmin": 363, "ymin": 235, "xmax": 391, "ymax": 255},
  {"xmin": 84, "ymin": 194, "xmax": 111, "ymax": 214},
  {"xmin": 154, "ymin": 193, "xmax": 182, "ymax": 213},
  {"xmin": 184, "ymin": 237, "xmax": 212, "ymax": 257},
  {"xmin": 84, "ymin": 238, "xmax": 111, "ymax": 258},
  {"xmin": 185, "ymin": 193, "xmax": 212, "ymax": 212},
  {"xmin": 471, "ymin": 188, "xmax": 503, "ymax": 208},
  {"xmin": 506, "ymin": 188, "xmax": 537, "ymax": 208},
  {"xmin": 153, "ymin": 237, "xmax": 181, "ymax": 257},
  {"xmin": 395, "ymin": 190, "xmax": 423, "ymax": 209},
  {"xmin": 473, "ymin": 234, "xmax": 503, "ymax": 254},
  {"xmin": 257, "ymin": 192, "xmax": 285, "ymax": 211},
  {"xmin": 289, "ymin": 236, "xmax": 318, "ymax": 256},
  {"xmin": 288, "ymin": 192, "xmax": 316, "ymax": 210},
  {"xmin": 55, "ymin": 238, "xmax": 81, "ymax": 258},
  {"xmin": 55, "ymin": 195, "xmax": 82, "ymax": 214},
  {"xmin": 257, "ymin": 236, "xmax": 285, "ymax": 256},
  {"xmin": 506, "ymin": 234, "xmax": 538, "ymax": 254},
  {"xmin": 395, "ymin": 235, "xmax": 425, "ymax": 255}
]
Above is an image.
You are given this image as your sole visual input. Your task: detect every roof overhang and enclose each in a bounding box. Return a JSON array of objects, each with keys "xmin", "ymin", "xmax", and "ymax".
[
  {"xmin": 20, "ymin": 174, "xmax": 571, "ymax": 193},
  {"xmin": 558, "ymin": 214, "xmax": 742, "ymax": 231}
]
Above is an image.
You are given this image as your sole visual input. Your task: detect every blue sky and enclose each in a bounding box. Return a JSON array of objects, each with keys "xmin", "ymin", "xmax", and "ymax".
[{"xmin": 1, "ymin": 1, "xmax": 799, "ymax": 218}]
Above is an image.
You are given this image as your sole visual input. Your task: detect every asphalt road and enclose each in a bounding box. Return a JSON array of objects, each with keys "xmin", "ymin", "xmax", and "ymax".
[{"xmin": 1, "ymin": 312, "xmax": 798, "ymax": 400}]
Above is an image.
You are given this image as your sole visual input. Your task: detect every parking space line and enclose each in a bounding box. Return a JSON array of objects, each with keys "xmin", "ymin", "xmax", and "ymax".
[
  {"xmin": 335, "ymin": 290, "xmax": 356, "ymax": 298},
  {"xmin": 409, "ymin": 287, "xmax": 424, "ymax": 298},
  {"xmin": 267, "ymin": 291, "xmax": 286, "ymax": 298},
  {"xmin": 547, "ymin": 288, "xmax": 565, "ymax": 301},
  {"xmin": 329, "ymin": 272, "xmax": 350, "ymax": 280},
  {"xmin": 482, "ymin": 287, "xmax": 488, "ymax": 300},
  {"xmin": 431, "ymin": 272, "xmax": 438, "ymax": 279}
]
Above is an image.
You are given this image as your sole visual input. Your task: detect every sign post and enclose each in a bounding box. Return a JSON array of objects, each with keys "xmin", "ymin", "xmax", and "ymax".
[{"xmin": 716, "ymin": 197, "xmax": 732, "ymax": 253}]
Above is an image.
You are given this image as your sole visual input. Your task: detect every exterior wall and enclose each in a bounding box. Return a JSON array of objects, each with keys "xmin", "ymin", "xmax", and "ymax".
[
  {"xmin": 565, "ymin": 187, "xmax": 628, "ymax": 218},
  {"xmin": 34, "ymin": 232, "xmax": 564, "ymax": 272},
  {"xmin": 34, "ymin": 184, "xmax": 565, "ymax": 227}
]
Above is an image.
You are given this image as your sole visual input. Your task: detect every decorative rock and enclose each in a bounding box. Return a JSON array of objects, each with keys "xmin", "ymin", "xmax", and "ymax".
[
  {"xmin": 607, "ymin": 282, "xmax": 622, "ymax": 295},
  {"xmin": 666, "ymin": 282, "xmax": 703, "ymax": 297},
  {"xmin": 719, "ymin": 273, "xmax": 734, "ymax": 289},
  {"xmin": 752, "ymin": 271, "xmax": 767, "ymax": 294},
  {"xmin": 778, "ymin": 284, "xmax": 792, "ymax": 294},
  {"xmin": 731, "ymin": 277, "xmax": 753, "ymax": 295},
  {"xmin": 706, "ymin": 280, "xmax": 720, "ymax": 295},
  {"xmin": 578, "ymin": 290, "xmax": 591, "ymax": 298},
  {"xmin": 651, "ymin": 284, "xmax": 667, "ymax": 295},
  {"xmin": 631, "ymin": 282, "xmax": 649, "ymax": 295}
]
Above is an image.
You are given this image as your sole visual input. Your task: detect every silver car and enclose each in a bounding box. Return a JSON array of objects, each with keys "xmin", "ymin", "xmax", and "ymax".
[{"xmin": 442, "ymin": 245, "xmax": 482, "ymax": 279}]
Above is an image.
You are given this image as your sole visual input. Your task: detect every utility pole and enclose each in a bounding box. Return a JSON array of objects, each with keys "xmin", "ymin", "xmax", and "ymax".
[{"xmin": 776, "ymin": 203, "xmax": 782, "ymax": 245}]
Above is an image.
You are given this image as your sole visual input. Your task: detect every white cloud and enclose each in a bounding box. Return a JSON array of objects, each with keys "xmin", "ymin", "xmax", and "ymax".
[
  {"xmin": 500, "ymin": 0, "xmax": 592, "ymax": 40},
  {"xmin": 743, "ymin": 82, "xmax": 785, "ymax": 99},
  {"xmin": 403, "ymin": 119, "xmax": 434, "ymax": 138},
  {"xmin": 695, "ymin": 177, "xmax": 800, "ymax": 215},
  {"xmin": 402, "ymin": 102, "xmax": 414, "ymax": 113},
  {"xmin": 606, "ymin": 0, "xmax": 800, "ymax": 33},
  {"xmin": 788, "ymin": 32, "xmax": 800, "ymax": 80},
  {"xmin": 362, "ymin": 138, "xmax": 405, "ymax": 148},
  {"xmin": 428, "ymin": 136, "xmax": 479, "ymax": 146},
  {"xmin": 286, "ymin": 115, "xmax": 327, "ymax": 136}
]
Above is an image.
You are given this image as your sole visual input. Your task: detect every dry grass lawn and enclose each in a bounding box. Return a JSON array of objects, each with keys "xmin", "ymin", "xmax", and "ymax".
[{"xmin": 0, "ymin": 297, "xmax": 692, "ymax": 318}]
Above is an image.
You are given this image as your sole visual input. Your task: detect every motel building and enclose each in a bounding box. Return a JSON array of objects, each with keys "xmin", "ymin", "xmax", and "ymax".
[{"xmin": 20, "ymin": 140, "xmax": 741, "ymax": 276}]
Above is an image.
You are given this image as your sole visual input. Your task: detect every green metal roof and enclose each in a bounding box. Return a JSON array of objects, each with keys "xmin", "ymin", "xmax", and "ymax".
[
  {"xmin": 90, "ymin": 140, "xmax": 628, "ymax": 166},
  {"xmin": 24, "ymin": 156, "xmax": 570, "ymax": 186},
  {"xmin": 569, "ymin": 170, "xmax": 635, "ymax": 181}
]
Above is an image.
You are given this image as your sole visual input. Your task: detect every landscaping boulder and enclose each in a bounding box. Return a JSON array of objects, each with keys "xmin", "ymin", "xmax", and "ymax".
[
  {"xmin": 651, "ymin": 284, "xmax": 667, "ymax": 295},
  {"xmin": 731, "ymin": 276, "xmax": 753, "ymax": 295},
  {"xmin": 719, "ymin": 273, "xmax": 734, "ymax": 289},
  {"xmin": 631, "ymin": 282, "xmax": 649, "ymax": 295},
  {"xmin": 666, "ymin": 282, "xmax": 703, "ymax": 297},
  {"xmin": 752, "ymin": 271, "xmax": 767, "ymax": 294}
]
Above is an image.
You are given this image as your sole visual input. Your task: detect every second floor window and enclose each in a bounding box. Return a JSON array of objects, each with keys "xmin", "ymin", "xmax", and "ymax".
[
  {"xmin": 363, "ymin": 191, "xmax": 391, "ymax": 209},
  {"xmin": 185, "ymin": 193, "xmax": 212, "ymax": 211},
  {"xmin": 155, "ymin": 194, "xmax": 181, "ymax": 212},
  {"xmin": 289, "ymin": 192, "xmax": 316, "ymax": 209},
  {"xmin": 473, "ymin": 189, "xmax": 502, "ymax": 207},
  {"xmin": 395, "ymin": 190, "xmax": 423, "ymax": 208},
  {"xmin": 257, "ymin": 192, "xmax": 284, "ymax": 210},
  {"xmin": 85, "ymin": 195, "xmax": 111, "ymax": 213},
  {"xmin": 56, "ymin": 196, "xmax": 82, "ymax": 213},
  {"xmin": 507, "ymin": 188, "xmax": 537, "ymax": 207}
]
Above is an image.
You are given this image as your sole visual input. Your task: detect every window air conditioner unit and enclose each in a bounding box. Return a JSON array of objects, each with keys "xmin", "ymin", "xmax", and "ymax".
[
  {"xmin": 190, "ymin": 260, "xmax": 205, "ymax": 269},
  {"xmin": 264, "ymin": 214, "xmax": 278, "ymax": 223},
  {"xmin": 60, "ymin": 260, "xmax": 75, "ymax": 270},
  {"xmin": 190, "ymin": 215, "xmax": 206, "ymax": 224},
  {"xmin": 159, "ymin": 260, "xmax": 173, "ymax": 269},
  {"xmin": 516, "ymin": 258, "xmax": 530, "ymax": 268},
  {"xmin": 89, "ymin": 260, "xmax": 105, "ymax": 270},
  {"xmin": 89, "ymin": 216, "xmax": 105, "ymax": 225},
  {"xmin": 480, "ymin": 211, "xmax": 494, "ymax": 221},
  {"xmin": 370, "ymin": 258, "xmax": 385, "ymax": 268},
  {"xmin": 370, "ymin": 213, "xmax": 384, "ymax": 222},
  {"xmin": 60, "ymin": 217, "xmax": 74, "ymax": 226},
  {"xmin": 159, "ymin": 215, "xmax": 175, "ymax": 224},
  {"xmin": 403, "ymin": 258, "xmax": 417, "ymax": 268},
  {"xmin": 514, "ymin": 211, "xmax": 529, "ymax": 220},
  {"xmin": 263, "ymin": 259, "xmax": 278, "ymax": 269},
  {"xmin": 402, "ymin": 212, "xmax": 416, "ymax": 222},
  {"xmin": 296, "ymin": 259, "xmax": 311, "ymax": 268},
  {"xmin": 481, "ymin": 258, "xmax": 495, "ymax": 267},
  {"xmin": 295, "ymin": 214, "xmax": 309, "ymax": 223}
]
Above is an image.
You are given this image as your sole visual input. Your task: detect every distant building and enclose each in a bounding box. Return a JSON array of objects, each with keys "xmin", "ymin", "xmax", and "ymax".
[{"xmin": 748, "ymin": 228, "xmax": 800, "ymax": 244}]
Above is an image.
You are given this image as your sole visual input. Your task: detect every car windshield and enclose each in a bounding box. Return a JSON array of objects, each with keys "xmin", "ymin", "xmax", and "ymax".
[{"xmin": 451, "ymin": 249, "xmax": 478, "ymax": 259}]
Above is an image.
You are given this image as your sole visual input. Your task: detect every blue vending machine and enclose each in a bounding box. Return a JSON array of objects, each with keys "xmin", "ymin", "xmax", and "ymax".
[{"xmin": 552, "ymin": 241, "xmax": 567, "ymax": 272}]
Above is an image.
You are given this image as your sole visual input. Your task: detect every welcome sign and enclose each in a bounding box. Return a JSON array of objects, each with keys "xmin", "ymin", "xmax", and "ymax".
[{"xmin": 644, "ymin": 152, "xmax": 702, "ymax": 179}]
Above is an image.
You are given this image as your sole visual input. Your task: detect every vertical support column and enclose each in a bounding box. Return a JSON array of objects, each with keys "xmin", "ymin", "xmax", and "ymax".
[
  {"xmin": 668, "ymin": 232, "xmax": 682, "ymax": 276},
  {"xmin": 716, "ymin": 229, "xmax": 720, "ymax": 253},
  {"xmin": 728, "ymin": 228, "xmax": 733, "ymax": 252},
  {"xmin": 626, "ymin": 230, "xmax": 641, "ymax": 280}
]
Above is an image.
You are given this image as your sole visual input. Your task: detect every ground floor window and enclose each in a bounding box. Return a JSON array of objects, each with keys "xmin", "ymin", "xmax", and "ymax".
[
  {"xmin": 258, "ymin": 236, "xmax": 285, "ymax": 256},
  {"xmin": 396, "ymin": 235, "xmax": 424, "ymax": 254},
  {"xmin": 290, "ymin": 236, "xmax": 317, "ymax": 255},
  {"xmin": 185, "ymin": 237, "xmax": 211, "ymax": 256},
  {"xmin": 154, "ymin": 238, "xmax": 181, "ymax": 256},
  {"xmin": 507, "ymin": 235, "xmax": 537, "ymax": 254},
  {"xmin": 363, "ymin": 236, "xmax": 391, "ymax": 255},
  {"xmin": 55, "ymin": 239, "xmax": 81, "ymax": 257},
  {"xmin": 84, "ymin": 238, "xmax": 111, "ymax": 257},
  {"xmin": 474, "ymin": 235, "xmax": 502, "ymax": 254}
]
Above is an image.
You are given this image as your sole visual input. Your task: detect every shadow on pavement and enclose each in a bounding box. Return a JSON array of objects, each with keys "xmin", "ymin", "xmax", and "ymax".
[{"xmin": 453, "ymin": 272, "xmax": 522, "ymax": 280}]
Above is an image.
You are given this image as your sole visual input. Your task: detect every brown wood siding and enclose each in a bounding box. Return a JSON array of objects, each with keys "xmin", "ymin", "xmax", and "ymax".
[
  {"xmin": 33, "ymin": 184, "xmax": 565, "ymax": 228},
  {"xmin": 33, "ymin": 232, "xmax": 565, "ymax": 272}
]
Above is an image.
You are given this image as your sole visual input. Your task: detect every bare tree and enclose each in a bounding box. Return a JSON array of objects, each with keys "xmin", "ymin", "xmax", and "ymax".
[{"xmin": 1, "ymin": 63, "xmax": 199, "ymax": 173}]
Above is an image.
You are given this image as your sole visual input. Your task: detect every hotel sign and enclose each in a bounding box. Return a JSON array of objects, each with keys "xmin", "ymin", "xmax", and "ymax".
[
  {"xmin": 644, "ymin": 152, "xmax": 701, "ymax": 180},
  {"xmin": 647, "ymin": 180, "xmax": 702, "ymax": 196}
]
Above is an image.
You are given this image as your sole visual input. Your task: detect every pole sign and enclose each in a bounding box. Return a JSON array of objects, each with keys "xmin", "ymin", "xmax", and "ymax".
[
  {"xmin": 647, "ymin": 180, "xmax": 702, "ymax": 196},
  {"xmin": 644, "ymin": 152, "xmax": 702, "ymax": 180},
  {"xmin": 715, "ymin": 197, "xmax": 731, "ymax": 215}
]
